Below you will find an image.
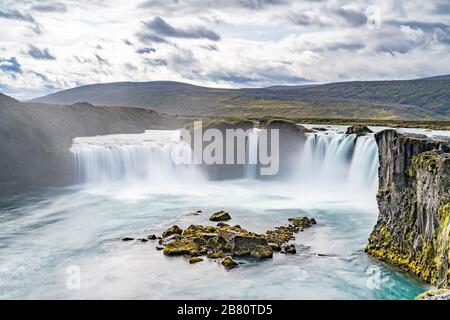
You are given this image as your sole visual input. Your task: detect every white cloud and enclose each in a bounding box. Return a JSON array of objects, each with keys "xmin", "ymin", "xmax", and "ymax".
[{"xmin": 0, "ymin": 0, "xmax": 449, "ymax": 99}]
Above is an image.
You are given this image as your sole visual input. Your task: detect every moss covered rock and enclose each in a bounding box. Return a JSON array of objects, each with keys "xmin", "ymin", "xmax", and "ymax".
[
  {"xmin": 209, "ymin": 211, "xmax": 231, "ymax": 222},
  {"xmin": 222, "ymin": 257, "xmax": 239, "ymax": 269},
  {"xmin": 250, "ymin": 245, "xmax": 274, "ymax": 259},
  {"xmin": 232, "ymin": 235, "xmax": 268, "ymax": 256},
  {"xmin": 162, "ymin": 225, "xmax": 183, "ymax": 238},
  {"xmin": 189, "ymin": 257, "xmax": 204, "ymax": 264}
]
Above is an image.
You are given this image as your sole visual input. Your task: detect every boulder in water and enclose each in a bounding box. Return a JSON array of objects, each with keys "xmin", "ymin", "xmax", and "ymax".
[
  {"xmin": 209, "ymin": 210, "xmax": 231, "ymax": 221},
  {"xmin": 281, "ymin": 244, "xmax": 296, "ymax": 254},
  {"xmin": 288, "ymin": 217, "xmax": 316, "ymax": 229},
  {"xmin": 162, "ymin": 225, "xmax": 183, "ymax": 238},
  {"xmin": 121, "ymin": 236, "xmax": 134, "ymax": 241},
  {"xmin": 189, "ymin": 257, "xmax": 204, "ymax": 264},
  {"xmin": 222, "ymin": 257, "xmax": 239, "ymax": 269},
  {"xmin": 250, "ymin": 245, "xmax": 274, "ymax": 259},
  {"xmin": 232, "ymin": 235, "xmax": 267, "ymax": 256}
]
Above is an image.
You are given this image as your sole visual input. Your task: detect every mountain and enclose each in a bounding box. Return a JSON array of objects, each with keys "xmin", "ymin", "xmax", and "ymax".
[
  {"xmin": 32, "ymin": 76, "xmax": 450, "ymax": 120},
  {"xmin": 0, "ymin": 93, "xmax": 180, "ymax": 186}
]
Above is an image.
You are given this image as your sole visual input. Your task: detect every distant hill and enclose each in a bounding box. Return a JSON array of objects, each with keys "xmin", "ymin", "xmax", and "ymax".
[{"xmin": 32, "ymin": 76, "xmax": 450, "ymax": 120}]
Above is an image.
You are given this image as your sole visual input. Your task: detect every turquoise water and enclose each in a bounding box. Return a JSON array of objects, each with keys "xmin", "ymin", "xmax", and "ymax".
[{"xmin": 0, "ymin": 180, "xmax": 428, "ymax": 299}]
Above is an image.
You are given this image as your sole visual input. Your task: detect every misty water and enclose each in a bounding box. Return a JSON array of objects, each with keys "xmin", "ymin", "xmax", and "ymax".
[{"xmin": 0, "ymin": 127, "xmax": 429, "ymax": 299}]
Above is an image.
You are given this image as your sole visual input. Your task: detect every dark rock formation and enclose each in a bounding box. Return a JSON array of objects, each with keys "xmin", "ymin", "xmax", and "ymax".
[
  {"xmin": 209, "ymin": 210, "xmax": 231, "ymax": 222},
  {"xmin": 365, "ymin": 129, "xmax": 450, "ymax": 288},
  {"xmin": 345, "ymin": 125, "xmax": 373, "ymax": 136}
]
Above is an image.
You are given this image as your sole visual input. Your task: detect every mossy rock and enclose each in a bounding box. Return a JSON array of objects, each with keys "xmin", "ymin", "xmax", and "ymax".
[
  {"xmin": 288, "ymin": 217, "xmax": 316, "ymax": 228},
  {"xmin": 162, "ymin": 225, "xmax": 183, "ymax": 238},
  {"xmin": 232, "ymin": 235, "xmax": 268, "ymax": 256},
  {"xmin": 416, "ymin": 289, "xmax": 450, "ymax": 300},
  {"xmin": 189, "ymin": 257, "xmax": 204, "ymax": 264},
  {"xmin": 222, "ymin": 257, "xmax": 239, "ymax": 269},
  {"xmin": 163, "ymin": 238, "xmax": 197, "ymax": 256},
  {"xmin": 209, "ymin": 211, "xmax": 231, "ymax": 222},
  {"xmin": 250, "ymin": 245, "xmax": 274, "ymax": 259}
]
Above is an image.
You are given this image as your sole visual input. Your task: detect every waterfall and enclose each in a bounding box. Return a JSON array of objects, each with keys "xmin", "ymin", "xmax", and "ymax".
[
  {"xmin": 70, "ymin": 130, "xmax": 199, "ymax": 185},
  {"xmin": 70, "ymin": 128, "xmax": 379, "ymax": 195},
  {"xmin": 245, "ymin": 128, "xmax": 259, "ymax": 179},
  {"xmin": 294, "ymin": 131, "xmax": 379, "ymax": 194}
]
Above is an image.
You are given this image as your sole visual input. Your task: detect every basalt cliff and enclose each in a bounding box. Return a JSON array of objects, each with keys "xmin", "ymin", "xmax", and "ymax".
[{"xmin": 365, "ymin": 129, "xmax": 450, "ymax": 292}]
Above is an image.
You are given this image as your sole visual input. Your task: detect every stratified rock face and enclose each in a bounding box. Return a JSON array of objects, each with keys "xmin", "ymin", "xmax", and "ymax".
[{"xmin": 366, "ymin": 129, "xmax": 450, "ymax": 288}]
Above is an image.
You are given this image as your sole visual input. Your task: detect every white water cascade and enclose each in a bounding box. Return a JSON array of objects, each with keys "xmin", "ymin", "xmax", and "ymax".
[
  {"xmin": 70, "ymin": 127, "xmax": 380, "ymax": 194},
  {"xmin": 70, "ymin": 130, "xmax": 200, "ymax": 185},
  {"xmin": 294, "ymin": 131, "xmax": 379, "ymax": 194}
]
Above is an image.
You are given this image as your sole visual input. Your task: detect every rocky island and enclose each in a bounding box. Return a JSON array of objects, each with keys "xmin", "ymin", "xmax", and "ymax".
[{"xmin": 123, "ymin": 211, "xmax": 317, "ymax": 269}]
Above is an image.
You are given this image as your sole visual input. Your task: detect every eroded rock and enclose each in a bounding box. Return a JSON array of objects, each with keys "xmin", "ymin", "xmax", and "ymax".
[
  {"xmin": 250, "ymin": 245, "xmax": 274, "ymax": 259},
  {"xmin": 162, "ymin": 225, "xmax": 183, "ymax": 238},
  {"xmin": 222, "ymin": 257, "xmax": 239, "ymax": 269},
  {"xmin": 209, "ymin": 211, "xmax": 232, "ymax": 222}
]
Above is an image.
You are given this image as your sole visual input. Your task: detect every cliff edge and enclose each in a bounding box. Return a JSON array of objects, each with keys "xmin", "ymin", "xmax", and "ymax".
[{"xmin": 365, "ymin": 129, "xmax": 450, "ymax": 288}]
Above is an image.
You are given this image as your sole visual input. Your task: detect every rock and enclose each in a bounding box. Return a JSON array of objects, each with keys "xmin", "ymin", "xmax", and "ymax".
[
  {"xmin": 232, "ymin": 235, "xmax": 267, "ymax": 256},
  {"xmin": 216, "ymin": 222, "xmax": 229, "ymax": 227},
  {"xmin": 138, "ymin": 238, "xmax": 148, "ymax": 242},
  {"xmin": 162, "ymin": 225, "xmax": 183, "ymax": 238},
  {"xmin": 250, "ymin": 245, "xmax": 274, "ymax": 259},
  {"xmin": 345, "ymin": 125, "xmax": 373, "ymax": 136},
  {"xmin": 189, "ymin": 257, "xmax": 204, "ymax": 264},
  {"xmin": 416, "ymin": 289, "xmax": 450, "ymax": 300},
  {"xmin": 366, "ymin": 130, "xmax": 450, "ymax": 287},
  {"xmin": 269, "ymin": 243, "xmax": 282, "ymax": 252},
  {"xmin": 281, "ymin": 244, "xmax": 296, "ymax": 254},
  {"xmin": 312, "ymin": 127, "xmax": 328, "ymax": 132},
  {"xmin": 222, "ymin": 257, "xmax": 239, "ymax": 269},
  {"xmin": 288, "ymin": 217, "xmax": 316, "ymax": 228},
  {"xmin": 163, "ymin": 238, "xmax": 197, "ymax": 256},
  {"xmin": 159, "ymin": 234, "xmax": 181, "ymax": 246},
  {"xmin": 147, "ymin": 234, "xmax": 157, "ymax": 240},
  {"xmin": 207, "ymin": 251, "xmax": 225, "ymax": 259},
  {"xmin": 156, "ymin": 246, "xmax": 164, "ymax": 251},
  {"xmin": 196, "ymin": 210, "xmax": 202, "ymax": 213},
  {"xmin": 121, "ymin": 237, "xmax": 134, "ymax": 241},
  {"xmin": 266, "ymin": 226, "xmax": 295, "ymax": 245},
  {"xmin": 209, "ymin": 210, "xmax": 231, "ymax": 221}
]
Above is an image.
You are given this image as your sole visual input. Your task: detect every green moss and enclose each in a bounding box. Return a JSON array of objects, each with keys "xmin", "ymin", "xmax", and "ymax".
[
  {"xmin": 416, "ymin": 289, "xmax": 450, "ymax": 300},
  {"xmin": 408, "ymin": 151, "xmax": 441, "ymax": 177}
]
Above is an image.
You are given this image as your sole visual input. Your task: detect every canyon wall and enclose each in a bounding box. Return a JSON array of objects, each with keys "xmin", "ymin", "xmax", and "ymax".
[{"xmin": 366, "ymin": 129, "xmax": 450, "ymax": 288}]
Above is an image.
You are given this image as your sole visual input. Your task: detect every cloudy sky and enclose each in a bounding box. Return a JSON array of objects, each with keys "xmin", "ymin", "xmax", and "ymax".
[{"xmin": 0, "ymin": 0, "xmax": 449, "ymax": 99}]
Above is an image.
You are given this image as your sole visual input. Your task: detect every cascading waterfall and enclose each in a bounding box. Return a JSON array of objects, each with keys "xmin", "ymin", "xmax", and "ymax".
[
  {"xmin": 245, "ymin": 128, "xmax": 259, "ymax": 179},
  {"xmin": 70, "ymin": 130, "xmax": 200, "ymax": 185},
  {"xmin": 294, "ymin": 131, "xmax": 379, "ymax": 194},
  {"xmin": 70, "ymin": 127, "xmax": 379, "ymax": 195}
]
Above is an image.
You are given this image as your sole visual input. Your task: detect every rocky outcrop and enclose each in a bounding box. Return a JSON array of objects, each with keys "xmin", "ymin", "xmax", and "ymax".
[
  {"xmin": 125, "ymin": 212, "xmax": 317, "ymax": 269},
  {"xmin": 345, "ymin": 125, "xmax": 373, "ymax": 136},
  {"xmin": 365, "ymin": 129, "xmax": 450, "ymax": 288}
]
